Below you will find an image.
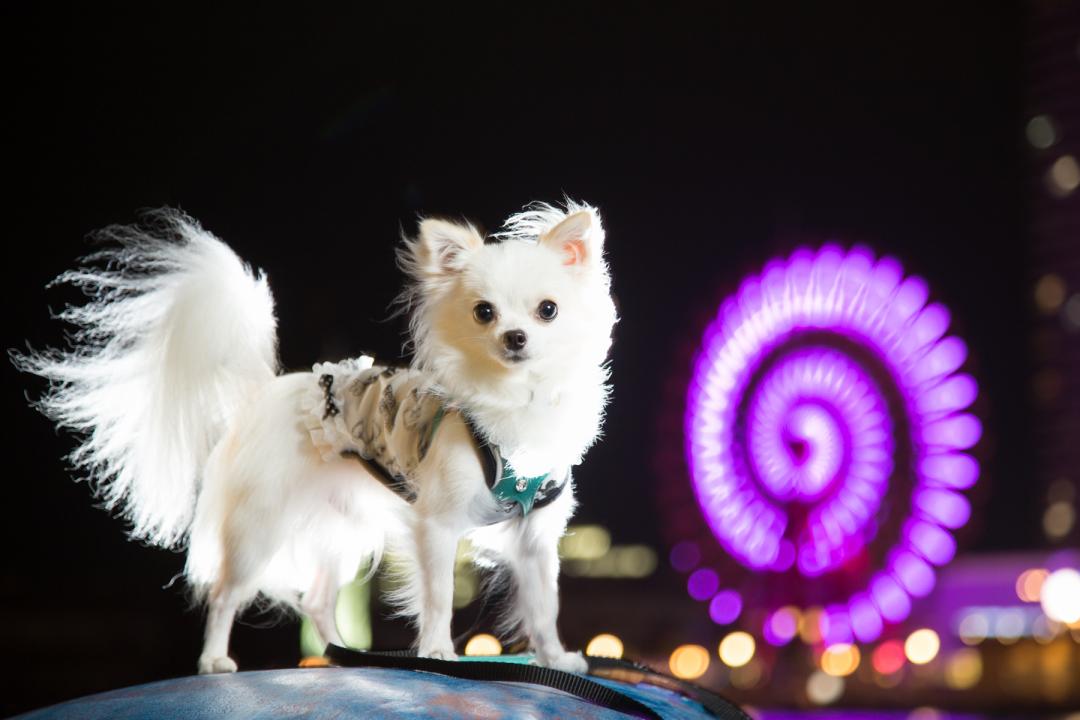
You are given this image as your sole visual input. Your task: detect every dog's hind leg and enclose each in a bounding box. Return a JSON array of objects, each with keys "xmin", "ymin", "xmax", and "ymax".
[
  {"xmin": 198, "ymin": 582, "xmax": 245, "ymax": 674},
  {"xmin": 194, "ymin": 503, "xmax": 277, "ymax": 674},
  {"xmin": 301, "ymin": 563, "xmax": 344, "ymax": 649}
]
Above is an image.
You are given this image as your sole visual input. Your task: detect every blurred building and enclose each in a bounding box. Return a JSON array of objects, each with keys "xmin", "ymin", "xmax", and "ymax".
[{"xmin": 1028, "ymin": 0, "xmax": 1080, "ymax": 550}]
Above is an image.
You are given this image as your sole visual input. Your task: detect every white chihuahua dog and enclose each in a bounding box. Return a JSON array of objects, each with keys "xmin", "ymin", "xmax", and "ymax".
[{"xmin": 17, "ymin": 201, "xmax": 617, "ymax": 674}]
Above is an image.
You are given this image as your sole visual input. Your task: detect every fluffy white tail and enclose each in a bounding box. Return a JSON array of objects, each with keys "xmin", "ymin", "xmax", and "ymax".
[{"xmin": 14, "ymin": 210, "xmax": 278, "ymax": 549}]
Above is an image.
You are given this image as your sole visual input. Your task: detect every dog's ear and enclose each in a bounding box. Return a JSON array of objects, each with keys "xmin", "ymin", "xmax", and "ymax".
[
  {"xmin": 414, "ymin": 218, "xmax": 485, "ymax": 276},
  {"xmin": 539, "ymin": 209, "xmax": 604, "ymax": 270}
]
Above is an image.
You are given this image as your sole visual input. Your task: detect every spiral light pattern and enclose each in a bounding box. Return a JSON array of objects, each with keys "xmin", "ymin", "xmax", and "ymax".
[{"xmin": 685, "ymin": 245, "xmax": 980, "ymax": 643}]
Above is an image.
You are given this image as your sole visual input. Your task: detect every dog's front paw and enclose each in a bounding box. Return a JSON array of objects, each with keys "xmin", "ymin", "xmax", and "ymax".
[
  {"xmin": 198, "ymin": 655, "xmax": 238, "ymax": 674},
  {"xmin": 414, "ymin": 643, "xmax": 457, "ymax": 664},
  {"xmin": 419, "ymin": 645, "xmax": 458, "ymax": 662},
  {"xmin": 539, "ymin": 650, "xmax": 588, "ymax": 674}
]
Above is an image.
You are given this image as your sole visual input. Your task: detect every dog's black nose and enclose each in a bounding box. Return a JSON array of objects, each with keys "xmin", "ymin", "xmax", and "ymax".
[{"xmin": 503, "ymin": 329, "xmax": 528, "ymax": 351}]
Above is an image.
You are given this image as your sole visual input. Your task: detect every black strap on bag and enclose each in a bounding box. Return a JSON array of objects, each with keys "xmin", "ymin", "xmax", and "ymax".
[
  {"xmin": 325, "ymin": 645, "xmax": 660, "ymax": 719},
  {"xmin": 585, "ymin": 656, "xmax": 752, "ymax": 720},
  {"xmin": 323, "ymin": 645, "xmax": 750, "ymax": 720}
]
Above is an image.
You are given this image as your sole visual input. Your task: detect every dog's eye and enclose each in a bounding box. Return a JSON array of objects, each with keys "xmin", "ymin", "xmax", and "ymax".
[
  {"xmin": 537, "ymin": 300, "xmax": 558, "ymax": 321},
  {"xmin": 473, "ymin": 302, "xmax": 496, "ymax": 324}
]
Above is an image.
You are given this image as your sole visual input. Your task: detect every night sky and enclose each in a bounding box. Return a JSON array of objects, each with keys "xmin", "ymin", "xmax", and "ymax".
[{"xmin": 2, "ymin": 3, "xmax": 1028, "ymax": 713}]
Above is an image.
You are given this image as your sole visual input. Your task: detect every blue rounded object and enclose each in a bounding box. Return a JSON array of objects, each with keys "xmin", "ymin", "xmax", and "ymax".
[{"xmin": 15, "ymin": 667, "xmax": 717, "ymax": 719}]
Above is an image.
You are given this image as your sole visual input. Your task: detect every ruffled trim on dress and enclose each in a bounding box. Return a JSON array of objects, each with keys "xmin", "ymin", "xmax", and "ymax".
[{"xmin": 301, "ymin": 356, "xmax": 375, "ymax": 462}]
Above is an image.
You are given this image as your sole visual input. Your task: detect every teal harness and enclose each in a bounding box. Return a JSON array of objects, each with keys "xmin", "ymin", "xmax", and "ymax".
[{"xmin": 492, "ymin": 467, "xmax": 551, "ymax": 516}]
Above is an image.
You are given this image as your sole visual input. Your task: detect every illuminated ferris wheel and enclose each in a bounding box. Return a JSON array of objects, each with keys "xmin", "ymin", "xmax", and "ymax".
[{"xmin": 673, "ymin": 244, "xmax": 981, "ymax": 647}]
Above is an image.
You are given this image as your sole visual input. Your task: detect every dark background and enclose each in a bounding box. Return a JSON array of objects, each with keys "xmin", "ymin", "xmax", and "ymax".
[{"xmin": 1, "ymin": 3, "xmax": 1029, "ymax": 715}]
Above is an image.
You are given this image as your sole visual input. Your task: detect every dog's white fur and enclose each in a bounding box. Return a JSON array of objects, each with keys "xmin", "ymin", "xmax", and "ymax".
[{"xmin": 16, "ymin": 202, "xmax": 616, "ymax": 675}]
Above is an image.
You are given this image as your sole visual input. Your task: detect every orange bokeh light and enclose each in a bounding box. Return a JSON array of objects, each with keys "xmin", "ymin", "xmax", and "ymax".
[{"xmin": 1016, "ymin": 568, "xmax": 1049, "ymax": 603}]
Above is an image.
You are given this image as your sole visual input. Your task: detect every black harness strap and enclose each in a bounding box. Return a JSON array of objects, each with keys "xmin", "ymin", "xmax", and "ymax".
[
  {"xmin": 323, "ymin": 645, "xmax": 664, "ymax": 720},
  {"xmin": 340, "ymin": 449, "xmax": 417, "ymax": 503}
]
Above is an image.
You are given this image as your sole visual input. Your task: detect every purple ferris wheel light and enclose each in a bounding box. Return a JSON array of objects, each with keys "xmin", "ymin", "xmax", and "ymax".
[{"xmin": 684, "ymin": 245, "xmax": 980, "ymax": 644}]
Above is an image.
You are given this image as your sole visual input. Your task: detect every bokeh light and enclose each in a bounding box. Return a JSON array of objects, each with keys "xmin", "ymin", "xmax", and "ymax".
[
  {"xmin": 806, "ymin": 670, "xmax": 845, "ymax": 705},
  {"xmin": 669, "ymin": 644, "xmax": 710, "ymax": 680},
  {"xmin": 709, "ymin": 589, "xmax": 743, "ymax": 624},
  {"xmin": 669, "ymin": 541, "xmax": 701, "ymax": 572},
  {"xmin": 944, "ymin": 648, "xmax": 983, "ymax": 690},
  {"xmin": 687, "ymin": 567, "xmax": 720, "ymax": 601},
  {"xmin": 904, "ymin": 628, "xmax": 941, "ymax": 665},
  {"xmin": 1047, "ymin": 154, "xmax": 1080, "ymax": 197},
  {"xmin": 719, "ymin": 631, "xmax": 756, "ymax": 668},
  {"xmin": 1044, "ymin": 502, "xmax": 1076, "ymax": 539},
  {"xmin": 612, "ymin": 546, "xmax": 659, "ymax": 577},
  {"xmin": 1035, "ymin": 274, "xmax": 1067, "ymax": 314},
  {"xmin": 1040, "ymin": 568, "xmax": 1080, "ymax": 624},
  {"xmin": 821, "ymin": 643, "xmax": 861, "ymax": 677},
  {"xmin": 585, "ymin": 633, "xmax": 624, "ymax": 659},
  {"xmin": 464, "ymin": 634, "xmax": 502, "ymax": 656},
  {"xmin": 559, "ymin": 525, "xmax": 611, "ymax": 560},
  {"xmin": 764, "ymin": 606, "xmax": 800, "ymax": 646},
  {"xmin": 872, "ymin": 639, "xmax": 907, "ymax": 675},
  {"xmin": 957, "ymin": 611, "xmax": 989, "ymax": 645},
  {"xmin": 994, "ymin": 609, "xmax": 1025, "ymax": 644},
  {"xmin": 1026, "ymin": 114, "xmax": 1057, "ymax": 149},
  {"xmin": 1032, "ymin": 614, "xmax": 1062, "ymax": 644},
  {"xmin": 1016, "ymin": 568, "xmax": 1050, "ymax": 602}
]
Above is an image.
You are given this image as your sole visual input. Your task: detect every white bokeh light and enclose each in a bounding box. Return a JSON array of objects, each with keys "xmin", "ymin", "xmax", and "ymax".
[{"xmin": 1040, "ymin": 568, "xmax": 1080, "ymax": 624}]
